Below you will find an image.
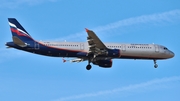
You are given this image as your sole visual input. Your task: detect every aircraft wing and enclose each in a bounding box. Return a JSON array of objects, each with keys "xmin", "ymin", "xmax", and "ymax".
[{"xmin": 85, "ymin": 28, "xmax": 107, "ymax": 55}]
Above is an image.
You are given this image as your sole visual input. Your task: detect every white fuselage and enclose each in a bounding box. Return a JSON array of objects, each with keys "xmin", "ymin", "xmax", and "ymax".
[{"xmin": 39, "ymin": 41, "xmax": 174, "ymax": 60}]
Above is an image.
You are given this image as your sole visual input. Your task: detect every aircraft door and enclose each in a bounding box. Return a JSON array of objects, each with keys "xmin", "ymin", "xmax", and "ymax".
[
  {"xmin": 122, "ymin": 44, "xmax": 126, "ymax": 51},
  {"xmin": 155, "ymin": 45, "xmax": 159, "ymax": 52},
  {"xmin": 34, "ymin": 42, "xmax": 39, "ymax": 50},
  {"xmin": 80, "ymin": 43, "xmax": 84, "ymax": 50}
]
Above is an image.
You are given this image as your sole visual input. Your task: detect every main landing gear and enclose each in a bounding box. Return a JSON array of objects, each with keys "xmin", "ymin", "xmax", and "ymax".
[
  {"xmin": 153, "ymin": 60, "xmax": 158, "ymax": 68},
  {"xmin": 86, "ymin": 64, "xmax": 92, "ymax": 70},
  {"xmin": 86, "ymin": 60, "xmax": 92, "ymax": 70}
]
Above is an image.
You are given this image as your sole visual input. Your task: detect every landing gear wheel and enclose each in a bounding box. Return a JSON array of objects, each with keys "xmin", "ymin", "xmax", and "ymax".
[
  {"xmin": 154, "ymin": 64, "xmax": 158, "ymax": 68},
  {"xmin": 153, "ymin": 60, "xmax": 158, "ymax": 68},
  {"xmin": 86, "ymin": 65, "xmax": 92, "ymax": 70}
]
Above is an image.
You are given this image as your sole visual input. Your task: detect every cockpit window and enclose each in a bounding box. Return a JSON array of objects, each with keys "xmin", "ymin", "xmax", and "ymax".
[{"xmin": 164, "ymin": 47, "xmax": 168, "ymax": 50}]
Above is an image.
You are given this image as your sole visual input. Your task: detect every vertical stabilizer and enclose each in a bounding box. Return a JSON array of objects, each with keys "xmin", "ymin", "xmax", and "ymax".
[{"xmin": 8, "ymin": 18, "xmax": 34, "ymax": 46}]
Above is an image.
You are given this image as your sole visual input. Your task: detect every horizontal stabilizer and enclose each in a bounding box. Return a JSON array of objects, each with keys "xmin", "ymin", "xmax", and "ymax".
[
  {"xmin": 12, "ymin": 36, "xmax": 27, "ymax": 47},
  {"xmin": 6, "ymin": 46, "xmax": 12, "ymax": 48}
]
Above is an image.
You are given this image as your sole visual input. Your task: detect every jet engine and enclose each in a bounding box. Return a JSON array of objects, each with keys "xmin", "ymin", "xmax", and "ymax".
[{"xmin": 93, "ymin": 59, "xmax": 112, "ymax": 68}]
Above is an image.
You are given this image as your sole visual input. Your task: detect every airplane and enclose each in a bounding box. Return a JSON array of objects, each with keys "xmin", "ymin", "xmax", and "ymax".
[{"xmin": 5, "ymin": 18, "xmax": 175, "ymax": 70}]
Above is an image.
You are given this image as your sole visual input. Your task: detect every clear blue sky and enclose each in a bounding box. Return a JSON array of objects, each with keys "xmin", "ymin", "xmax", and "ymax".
[{"xmin": 0, "ymin": 0, "xmax": 180, "ymax": 101}]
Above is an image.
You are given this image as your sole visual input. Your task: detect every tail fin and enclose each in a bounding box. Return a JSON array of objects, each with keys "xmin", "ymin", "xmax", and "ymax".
[{"xmin": 8, "ymin": 18, "xmax": 34, "ymax": 47}]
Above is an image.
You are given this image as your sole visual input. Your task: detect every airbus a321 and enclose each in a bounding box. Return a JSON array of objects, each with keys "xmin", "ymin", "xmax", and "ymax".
[{"xmin": 5, "ymin": 18, "xmax": 175, "ymax": 70}]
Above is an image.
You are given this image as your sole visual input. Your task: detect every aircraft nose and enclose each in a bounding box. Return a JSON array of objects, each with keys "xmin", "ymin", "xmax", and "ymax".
[{"xmin": 169, "ymin": 51, "xmax": 175, "ymax": 58}]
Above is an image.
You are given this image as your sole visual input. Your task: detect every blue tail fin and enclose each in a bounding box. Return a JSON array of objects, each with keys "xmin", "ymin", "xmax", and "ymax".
[{"xmin": 8, "ymin": 18, "xmax": 34, "ymax": 46}]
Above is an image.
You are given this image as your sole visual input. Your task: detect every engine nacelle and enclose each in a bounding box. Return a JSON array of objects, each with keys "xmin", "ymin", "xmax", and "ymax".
[
  {"xmin": 106, "ymin": 49, "xmax": 121, "ymax": 58},
  {"xmin": 93, "ymin": 59, "xmax": 112, "ymax": 68}
]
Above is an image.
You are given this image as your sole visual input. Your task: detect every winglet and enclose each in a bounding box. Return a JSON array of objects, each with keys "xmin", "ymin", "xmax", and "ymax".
[
  {"xmin": 85, "ymin": 28, "xmax": 89, "ymax": 32},
  {"xmin": 62, "ymin": 58, "xmax": 66, "ymax": 63}
]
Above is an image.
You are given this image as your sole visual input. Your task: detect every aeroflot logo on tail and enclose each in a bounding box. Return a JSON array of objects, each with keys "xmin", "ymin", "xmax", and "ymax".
[{"xmin": 8, "ymin": 22, "xmax": 30, "ymax": 37}]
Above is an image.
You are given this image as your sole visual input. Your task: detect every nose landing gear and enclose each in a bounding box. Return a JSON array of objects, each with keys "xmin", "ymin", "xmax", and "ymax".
[{"xmin": 153, "ymin": 60, "xmax": 158, "ymax": 68}]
